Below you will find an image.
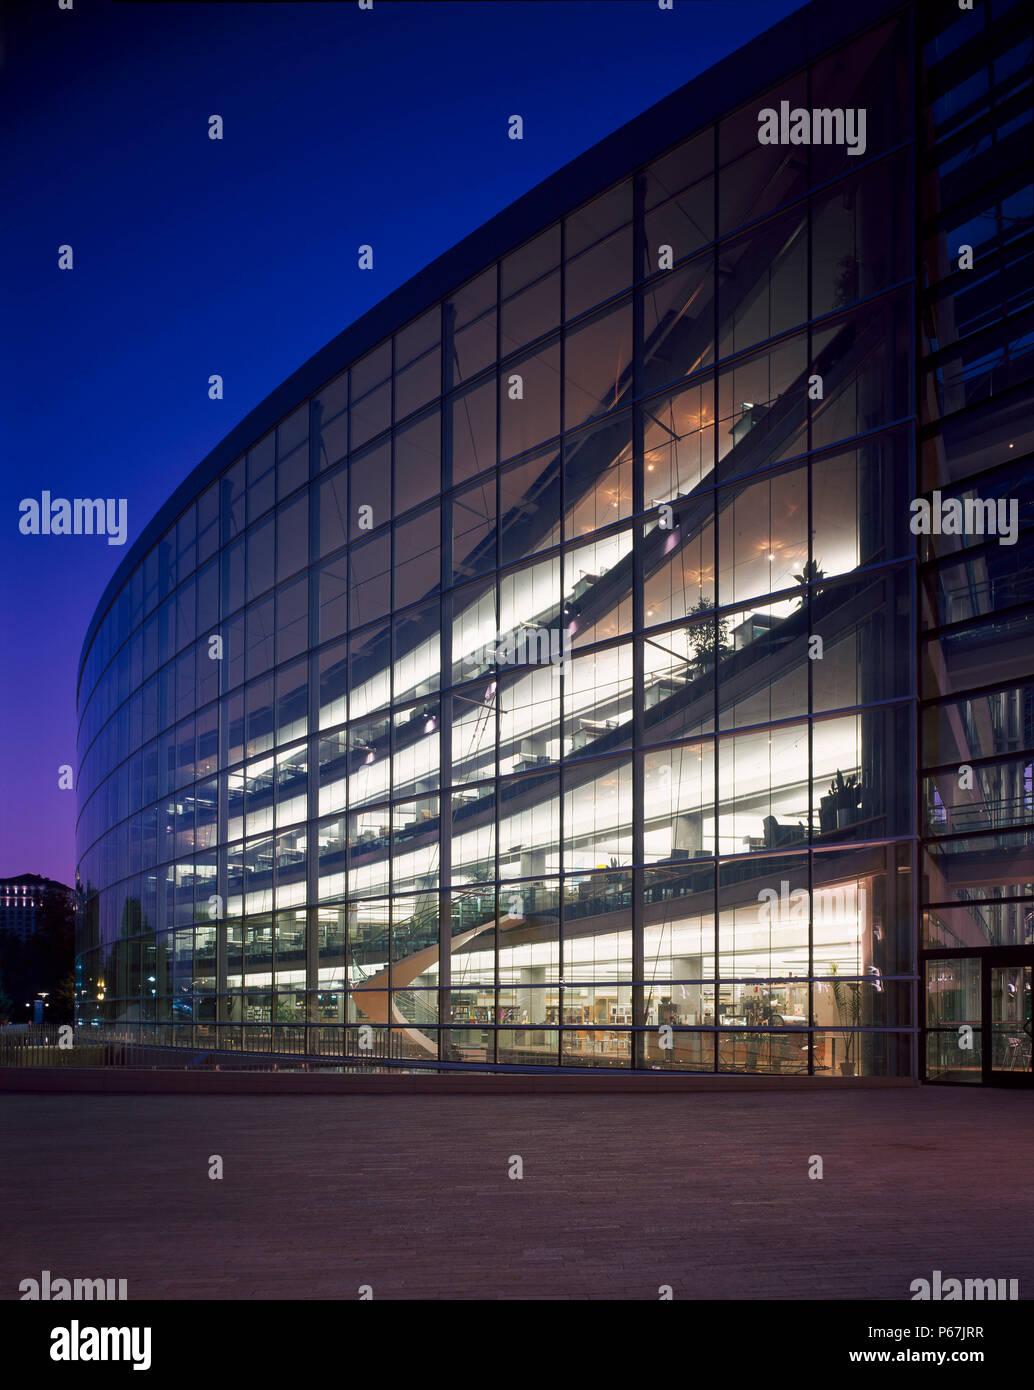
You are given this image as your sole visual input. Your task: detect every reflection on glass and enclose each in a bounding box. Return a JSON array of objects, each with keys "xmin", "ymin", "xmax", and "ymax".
[{"xmin": 990, "ymin": 964, "xmax": 1032, "ymax": 1073}]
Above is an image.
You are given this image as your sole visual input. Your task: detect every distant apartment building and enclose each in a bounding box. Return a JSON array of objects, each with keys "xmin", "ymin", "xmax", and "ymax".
[{"xmin": 0, "ymin": 875, "xmax": 69, "ymax": 942}]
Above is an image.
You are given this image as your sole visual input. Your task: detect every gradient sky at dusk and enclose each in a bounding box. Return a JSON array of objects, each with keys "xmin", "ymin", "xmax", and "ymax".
[{"xmin": 0, "ymin": 0, "xmax": 805, "ymax": 885}]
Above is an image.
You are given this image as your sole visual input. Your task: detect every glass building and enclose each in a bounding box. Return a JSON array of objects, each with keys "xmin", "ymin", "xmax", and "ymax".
[{"xmin": 75, "ymin": 0, "xmax": 1033, "ymax": 1082}]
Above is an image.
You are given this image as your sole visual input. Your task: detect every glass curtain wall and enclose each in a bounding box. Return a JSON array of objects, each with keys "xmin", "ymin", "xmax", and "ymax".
[
  {"xmin": 75, "ymin": 11, "xmax": 922, "ymax": 1074},
  {"xmin": 916, "ymin": 0, "xmax": 1034, "ymax": 1082}
]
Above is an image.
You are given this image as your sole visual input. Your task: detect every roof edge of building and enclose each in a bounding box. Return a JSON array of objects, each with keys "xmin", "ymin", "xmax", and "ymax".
[{"xmin": 77, "ymin": 0, "xmax": 904, "ymax": 692}]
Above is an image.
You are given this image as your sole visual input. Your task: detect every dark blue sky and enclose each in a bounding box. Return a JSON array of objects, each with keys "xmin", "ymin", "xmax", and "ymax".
[{"xmin": 0, "ymin": 0, "xmax": 805, "ymax": 885}]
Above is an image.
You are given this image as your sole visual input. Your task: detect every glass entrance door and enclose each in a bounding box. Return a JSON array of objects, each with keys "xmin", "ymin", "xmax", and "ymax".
[
  {"xmin": 924, "ymin": 956, "xmax": 982, "ymax": 1083},
  {"xmin": 923, "ymin": 948, "xmax": 1033, "ymax": 1086},
  {"xmin": 988, "ymin": 958, "xmax": 1032, "ymax": 1084}
]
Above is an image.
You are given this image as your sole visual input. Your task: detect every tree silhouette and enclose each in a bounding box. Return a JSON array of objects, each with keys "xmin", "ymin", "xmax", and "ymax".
[{"xmin": 684, "ymin": 595, "xmax": 731, "ymax": 667}]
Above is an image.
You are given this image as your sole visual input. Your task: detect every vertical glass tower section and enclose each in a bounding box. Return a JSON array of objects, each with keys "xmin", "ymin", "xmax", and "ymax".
[
  {"xmin": 76, "ymin": 3, "xmax": 927, "ymax": 1074},
  {"xmin": 917, "ymin": 0, "xmax": 1034, "ymax": 1083}
]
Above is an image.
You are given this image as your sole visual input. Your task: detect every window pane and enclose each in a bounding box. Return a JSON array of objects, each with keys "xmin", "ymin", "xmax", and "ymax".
[
  {"xmin": 445, "ymin": 267, "xmax": 497, "ymax": 388},
  {"xmin": 394, "ymin": 408, "xmax": 441, "ymax": 513},
  {"xmin": 501, "ymin": 225, "xmax": 560, "ymax": 299},
  {"xmin": 448, "ymin": 375, "xmax": 497, "ymax": 486},
  {"xmin": 564, "ymin": 299, "xmax": 633, "ymax": 431},
  {"xmin": 318, "ymin": 640, "xmax": 348, "ymax": 730},
  {"xmin": 500, "ymin": 665, "xmax": 560, "ymax": 775},
  {"xmin": 644, "ymin": 742, "xmax": 712, "ymax": 864},
  {"xmin": 451, "ymin": 477, "xmax": 497, "ymax": 582},
  {"xmin": 810, "ymin": 292, "xmax": 911, "ymax": 451},
  {"xmin": 563, "ymin": 414, "xmax": 633, "ymax": 540},
  {"xmin": 394, "ymin": 506, "xmax": 441, "ymax": 609},
  {"xmin": 451, "ymin": 577, "xmax": 497, "ymax": 686},
  {"xmin": 351, "ymin": 340, "xmax": 391, "ymax": 399},
  {"xmin": 811, "ymin": 428, "xmax": 911, "ymax": 575},
  {"xmin": 317, "ymin": 464, "xmax": 348, "ymax": 558},
  {"xmin": 500, "ymin": 447, "xmax": 561, "ymax": 566},
  {"xmin": 717, "ymin": 599, "xmax": 808, "ymax": 730},
  {"xmin": 276, "ymin": 493, "xmax": 308, "ymax": 581},
  {"xmin": 643, "ymin": 501, "xmax": 715, "ymax": 625},
  {"xmin": 564, "ymin": 530, "xmax": 633, "ymax": 648},
  {"xmin": 351, "ymin": 380, "xmax": 391, "ymax": 451},
  {"xmin": 642, "ymin": 626, "xmax": 714, "ymax": 742},
  {"xmin": 641, "ymin": 256, "xmax": 715, "ymax": 395},
  {"xmin": 718, "ymin": 72, "xmax": 808, "ymax": 236},
  {"xmin": 395, "ymin": 351, "xmax": 441, "ymax": 422},
  {"xmin": 642, "ymin": 129, "xmax": 715, "ymax": 272},
  {"xmin": 718, "ymin": 723, "xmax": 809, "ymax": 854},
  {"xmin": 812, "ymin": 567, "xmax": 912, "ymax": 713},
  {"xmin": 318, "ymin": 555, "xmax": 349, "ymax": 644},
  {"xmin": 395, "ymin": 307, "xmax": 439, "ymax": 368},
  {"xmin": 810, "ymin": 17, "xmax": 909, "ymax": 183},
  {"xmin": 642, "ymin": 379, "xmax": 716, "ymax": 501},
  {"xmin": 393, "ymin": 598, "xmax": 441, "ymax": 704},
  {"xmin": 247, "ymin": 434, "xmax": 276, "ymax": 522},
  {"xmin": 349, "ymin": 439, "xmax": 391, "ymax": 539},
  {"xmin": 564, "ymin": 644, "xmax": 633, "ymax": 759},
  {"xmin": 501, "ymin": 270, "xmax": 560, "ymax": 355},
  {"xmin": 811, "ymin": 152, "xmax": 911, "ymax": 317},
  {"xmin": 349, "ymin": 534, "xmax": 391, "ymax": 628},
  {"xmin": 563, "ymin": 758, "xmax": 633, "ymax": 870},
  {"xmin": 566, "ymin": 181, "xmax": 632, "ymax": 257},
  {"xmin": 314, "ymin": 371, "xmax": 349, "ymax": 471},
  {"xmin": 246, "ymin": 517, "xmax": 274, "ymax": 601},
  {"xmin": 716, "ymin": 333, "xmax": 809, "ymax": 482},
  {"xmin": 276, "ymin": 576, "xmax": 308, "ymax": 665},
  {"xmin": 565, "ymin": 227, "xmax": 633, "ymax": 320},
  {"xmin": 717, "ymin": 462, "xmax": 808, "ymax": 606},
  {"xmin": 718, "ymin": 207, "xmax": 807, "ymax": 358},
  {"xmin": 500, "ymin": 339, "xmax": 560, "ymax": 462}
]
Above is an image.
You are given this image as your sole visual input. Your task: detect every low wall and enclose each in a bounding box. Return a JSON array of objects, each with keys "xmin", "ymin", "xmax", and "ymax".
[{"xmin": 0, "ymin": 1066, "xmax": 915, "ymax": 1096}]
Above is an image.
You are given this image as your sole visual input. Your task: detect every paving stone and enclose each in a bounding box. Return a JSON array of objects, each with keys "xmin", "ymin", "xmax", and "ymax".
[{"xmin": 0, "ymin": 1090, "xmax": 1030, "ymax": 1300}]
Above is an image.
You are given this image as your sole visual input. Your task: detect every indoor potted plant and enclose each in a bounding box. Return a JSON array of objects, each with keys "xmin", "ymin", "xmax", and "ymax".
[
  {"xmin": 684, "ymin": 595, "xmax": 731, "ymax": 675},
  {"xmin": 792, "ymin": 558, "xmax": 825, "ymax": 608},
  {"xmin": 830, "ymin": 961, "xmax": 861, "ymax": 1075},
  {"xmin": 820, "ymin": 769, "xmax": 862, "ymax": 832}
]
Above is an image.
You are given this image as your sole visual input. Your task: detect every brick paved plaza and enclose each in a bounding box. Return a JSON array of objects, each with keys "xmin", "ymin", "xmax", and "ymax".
[{"xmin": 2, "ymin": 1087, "xmax": 1031, "ymax": 1300}]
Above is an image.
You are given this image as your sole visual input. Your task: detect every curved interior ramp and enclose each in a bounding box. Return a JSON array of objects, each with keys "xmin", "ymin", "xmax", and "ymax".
[{"xmin": 351, "ymin": 915, "xmax": 526, "ymax": 1054}]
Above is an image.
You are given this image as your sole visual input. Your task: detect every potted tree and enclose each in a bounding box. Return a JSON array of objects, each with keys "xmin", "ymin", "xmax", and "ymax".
[
  {"xmin": 684, "ymin": 595, "xmax": 731, "ymax": 675},
  {"xmin": 830, "ymin": 962, "xmax": 862, "ymax": 1075},
  {"xmin": 792, "ymin": 558, "xmax": 825, "ymax": 608},
  {"xmin": 820, "ymin": 769, "xmax": 862, "ymax": 832}
]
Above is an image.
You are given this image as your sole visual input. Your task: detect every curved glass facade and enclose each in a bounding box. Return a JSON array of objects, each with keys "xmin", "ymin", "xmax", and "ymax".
[{"xmin": 74, "ymin": 0, "xmax": 1030, "ymax": 1076}]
